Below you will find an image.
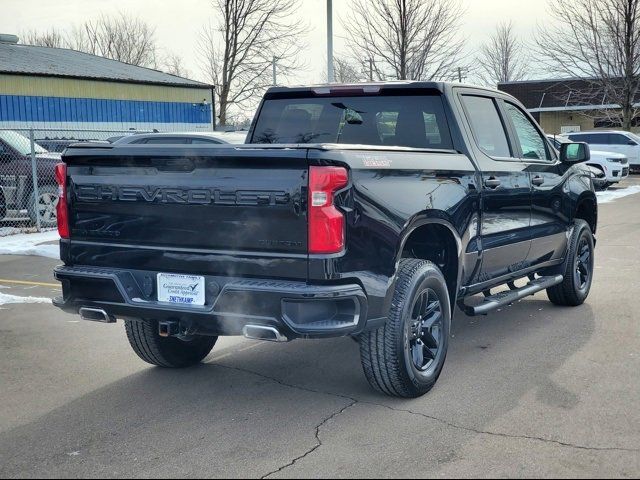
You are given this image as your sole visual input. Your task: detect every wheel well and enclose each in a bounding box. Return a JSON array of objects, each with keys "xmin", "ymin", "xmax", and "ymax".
[
  {"xmin": 575, "ymin": 198, "xmax": 597, "ymax": 234},
  {"xmin": 401, "ymin": 223, "xmax": 459, "ymax": 305}
]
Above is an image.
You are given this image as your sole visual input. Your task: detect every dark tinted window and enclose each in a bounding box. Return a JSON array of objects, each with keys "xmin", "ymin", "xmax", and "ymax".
[
  {"xmin": 609, "ymin": 133, "xmax": 632, "ymax": 145},
  {"xmin": 504, "ymin": 103, "xmax": 550, "ymax": 160},
  {"xmin": 461, "ymin": 95, "xmax": 511, "ymax": 157},
  {"xmin": 568, "ymin": 133, "xmax": 606, "ymax": 144},
  {"xmin": 190, "ymin": 138, "xmax": 223, "ymax": 144},
  {"xmin": 140, "ymin": 137, "xmax": 189, "ymax": 144},
  {"xmin": 251, "ymin": 94, "xmax": 453, "ymax": 149}
]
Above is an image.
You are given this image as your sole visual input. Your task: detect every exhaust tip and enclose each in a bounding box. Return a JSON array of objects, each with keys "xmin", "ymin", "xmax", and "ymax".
[
  {"xmin": 79, "ymin": 307, "xmax": 116, "ymax": 323},
  {"xmin": 242, "ymin": 325, "xmax": 288, "ymax": 343}
]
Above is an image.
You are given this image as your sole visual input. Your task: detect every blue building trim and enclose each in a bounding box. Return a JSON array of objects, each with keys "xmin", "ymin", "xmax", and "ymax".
[{"xmin": 0, "ymin": 94, "xmax": 211, "ymax": 124}]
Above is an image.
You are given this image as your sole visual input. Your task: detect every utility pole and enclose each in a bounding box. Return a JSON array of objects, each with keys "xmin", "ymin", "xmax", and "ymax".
[
  {"xmin": 272, "ymin": 56, "xmax": 277, "ymax": 86},
  {"xmin": 456, "ymin": 67, "xmax": 468, "ymax": 83},
  {"xmin": 327, "ymin": 0, "xmax": 334, "ymax": 83},
  {"xmin": 369, "ymin": 58, "xmax": 373, "ymax": 81}
]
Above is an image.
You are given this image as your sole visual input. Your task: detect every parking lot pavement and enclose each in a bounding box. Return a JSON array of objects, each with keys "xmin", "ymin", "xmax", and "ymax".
[{"xmin": 0, "ymin": 181, "xmax": 639, "ymax": 478}]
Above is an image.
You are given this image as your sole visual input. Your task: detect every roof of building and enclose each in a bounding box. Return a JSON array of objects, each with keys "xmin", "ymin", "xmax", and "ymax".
[
  {"xmin": 0, "ymin": 40, "xmax": 212, "ymax": 89},
  {"xmin": 498, "ymin": 78, "xmax": 640, "ymax": 112}
]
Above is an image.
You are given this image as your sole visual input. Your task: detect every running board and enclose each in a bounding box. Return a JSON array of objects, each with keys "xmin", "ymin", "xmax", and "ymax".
[{"xmin": 464, "ymin": 275, "xmax": 563, "ymax": 316}]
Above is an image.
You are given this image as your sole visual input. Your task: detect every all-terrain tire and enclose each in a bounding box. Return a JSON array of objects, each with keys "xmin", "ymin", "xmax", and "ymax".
[
  {"xmin": 547, "ymin": 219, "xmax": 595, "ymax": 306},
  {"xmin": 124, "ymin": 319, "xmax": 217, "ymax": 368},
  {"xmin": 359, "ymin": 259, "xmax": 451, "ymax": 398}
]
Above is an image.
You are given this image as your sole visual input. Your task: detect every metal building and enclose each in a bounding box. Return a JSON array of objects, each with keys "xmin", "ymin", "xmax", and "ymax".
[
  {"xmin": 499, "ymin": 78, "xmax": 640, "ymax": 135},
  {"xmin": 0, "ymin": 34, "xmax": 214, "ymax": 136}
]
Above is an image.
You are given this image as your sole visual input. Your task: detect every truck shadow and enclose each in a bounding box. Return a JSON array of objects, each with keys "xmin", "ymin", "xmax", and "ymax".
[{"xmin": 0, "ymin": 299, "xmax": 596, "ymax": 477}]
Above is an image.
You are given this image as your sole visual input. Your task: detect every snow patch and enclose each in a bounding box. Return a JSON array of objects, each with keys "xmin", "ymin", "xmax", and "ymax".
[
  {"xmin": 0, "ymin": 291, "xmax": 51, "ymax": 305},
  {"xmin": 0, "ymin": 231, "xmax": 60, "ymax": 259},
  {"xmin": 597, "ymin": 185, "xmax": 640, "ymax": 204},
  {"xmin": 217, "ymin": 131, "xmax": 248, "ymax": 144},
  {"xmin": 0, "ymin": 227, "xmax": 37, "ymax": 237}
]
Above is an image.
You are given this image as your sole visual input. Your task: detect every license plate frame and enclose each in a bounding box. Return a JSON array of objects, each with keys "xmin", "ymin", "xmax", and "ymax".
[{"xmin": 157, "ymin": 273, "xmax": 206, "ymax": 306}]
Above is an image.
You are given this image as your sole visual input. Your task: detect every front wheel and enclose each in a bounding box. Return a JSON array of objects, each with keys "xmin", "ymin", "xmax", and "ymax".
[
  {"xmin": 124, "ymin": 319, "xmax": 217, "ymax": 368},
  {"xmin": 547, "ymin": 219, "xmax": 595, "ymax": 306},
  {"xmin": 359, "ymin": 259, "xmax": 451, "ymax": 398}
]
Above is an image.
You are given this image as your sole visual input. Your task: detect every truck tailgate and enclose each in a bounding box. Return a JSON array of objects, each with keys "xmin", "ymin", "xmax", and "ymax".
[{"xmin": 63, "ymin": 145, "xmax": 309, "ymax": 276}]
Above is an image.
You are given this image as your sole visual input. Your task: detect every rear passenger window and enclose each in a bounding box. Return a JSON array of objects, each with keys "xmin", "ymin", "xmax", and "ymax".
[
  {"xmin": 588, "ymin": 134, "xmax": 607, "ymax": 144},
  {"xmin": 571, "ymin": 134, "xmax": 604, "ymax": 144},
  {"xmin": 461, "ymin": 95, "xmax": 511, "ymax": 157},
  {"xmin": 504, "ymin": 103, "xmax": 550, "ymax": 160}
]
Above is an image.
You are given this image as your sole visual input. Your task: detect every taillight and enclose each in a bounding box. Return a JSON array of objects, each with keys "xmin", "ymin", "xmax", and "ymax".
[
  {"xmin": 308, "ymin": 166, "xmax": 348, "ymax": 254},
  {"xmin": 54, "ymin": 163, "xmax": 69, "ymax": 239}
]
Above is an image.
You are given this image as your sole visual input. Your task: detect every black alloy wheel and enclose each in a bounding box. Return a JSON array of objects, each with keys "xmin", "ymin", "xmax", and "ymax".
[
  {"xmin": 574, "ymin": 236, "xmax": 593, "ymax": 292},
  {"xmin": 408, "ymin": 288, "xmax": 444, "ymax": 372}
]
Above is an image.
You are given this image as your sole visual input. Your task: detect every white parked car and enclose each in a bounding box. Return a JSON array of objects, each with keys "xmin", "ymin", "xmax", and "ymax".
[
  {"xmin": 564, "ymin": 130, "xmax": 639, "ymax": 172},
  {"xmin": 547, "ymin": 135, "xmax": 629, "ymax": 189}
]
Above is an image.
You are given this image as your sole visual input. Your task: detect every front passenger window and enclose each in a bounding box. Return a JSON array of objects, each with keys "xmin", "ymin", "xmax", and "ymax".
[{"xmin": 505, "ymin": 103, "xmax": 550, "ymax": 160}]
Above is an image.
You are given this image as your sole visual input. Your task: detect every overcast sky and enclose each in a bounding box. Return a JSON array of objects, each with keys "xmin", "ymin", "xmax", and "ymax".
[{"xmin": 1, "ymin": 0, "xmax": 552, "ymax": 84}]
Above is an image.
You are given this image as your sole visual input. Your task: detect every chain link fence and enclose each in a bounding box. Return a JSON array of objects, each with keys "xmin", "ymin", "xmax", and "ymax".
[{"xmin": 0, "ymin": 127, "xmax": 153, "ymax": 236}]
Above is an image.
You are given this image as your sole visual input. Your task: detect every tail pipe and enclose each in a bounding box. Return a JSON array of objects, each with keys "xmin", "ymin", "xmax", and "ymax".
[
  {"xmin": 242, "ymin": 325, "xmax": 289, "ymax": 343},
  {"xmin": 79, "ymin": 307, "xmax": 116, "ymax": 323}
]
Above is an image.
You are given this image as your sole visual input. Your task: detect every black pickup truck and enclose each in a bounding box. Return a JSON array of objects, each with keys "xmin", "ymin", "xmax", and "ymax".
[{"xmin": 53, "ymin": 82, "xmax": 597, "ymax": 398}]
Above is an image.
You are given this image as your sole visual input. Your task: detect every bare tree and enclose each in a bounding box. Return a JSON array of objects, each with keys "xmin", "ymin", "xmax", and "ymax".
[
  {"xmin": 21, "ymin": 14, "xmax": 158, "ymax": 68},
  {"xmin": 162, "ymin": 53, "xmax": 191, "ymax": 78},
  {"xmin": 21, "ymin": 28, "xmax": 67, "ymax": 48},
  {"xmin": 323, "ymin": 57, "xmax": 364, "ymax": 83},
  {"xmin": 198, "ymin": 0, "xmax": 306, "ymax": 126},
  {"xmin": 476, "ymin": 21, "xmax": 527, "ymax": 87},
  {"xmin": 69, "ymin": 13, "xmax": 158, "ymax": 67},
  {"xmin": 537, "ymin": 0, "xmax": 640, "ymax": 130},
  {"xmin": 344, "ymin": 0, "xmax": 465, "ymax": 81}
]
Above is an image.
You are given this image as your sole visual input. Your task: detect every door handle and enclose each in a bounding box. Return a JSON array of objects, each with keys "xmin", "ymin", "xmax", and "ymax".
[
  {"xmin": 484, "ymin": 177, "xmax": 501, "ymax": 189},
  {"xmin": 532, "ymin": 176, "xmax": 545, "ymax": 186}
]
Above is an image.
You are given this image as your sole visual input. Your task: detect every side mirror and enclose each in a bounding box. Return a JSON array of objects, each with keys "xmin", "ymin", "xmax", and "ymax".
[
  {"xmin": 560, "ymin": 142, "xmax": 590, "ymax": 163},
  {"xmin": 628, "ymin": 140, "xmax": 637, "ymax": 146}
]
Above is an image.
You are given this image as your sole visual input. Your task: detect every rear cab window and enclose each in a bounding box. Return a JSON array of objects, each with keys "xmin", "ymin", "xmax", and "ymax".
[{"xmin": 250, "ymin": 92, "xmax": 453, "ymax": 150}]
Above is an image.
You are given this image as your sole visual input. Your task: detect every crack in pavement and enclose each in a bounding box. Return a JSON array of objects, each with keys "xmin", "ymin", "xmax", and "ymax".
[
  {"xmin": 260, "ymin": 400, "xmax": 358, "ymax": 479},
  {"xmin": 370, "ymin": 403, "xmax": 640, "ymax": 454},
  {"xmin": 213, "ymin": 363, "xmax": 639, "ymax": 478}
]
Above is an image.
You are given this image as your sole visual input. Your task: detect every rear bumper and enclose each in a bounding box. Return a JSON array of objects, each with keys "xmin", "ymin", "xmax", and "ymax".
[{"xmin": 53, "ymin": 265, "xmax": 375, "ymax": 339}]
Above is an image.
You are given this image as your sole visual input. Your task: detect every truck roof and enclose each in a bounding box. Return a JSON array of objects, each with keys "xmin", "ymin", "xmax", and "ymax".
[{"xmin": 264, "ymin": 81, "xmax": 504, "ymax": 97}]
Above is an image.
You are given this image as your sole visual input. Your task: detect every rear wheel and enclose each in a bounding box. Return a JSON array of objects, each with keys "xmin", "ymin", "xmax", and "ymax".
[
  {"xmin": 359, "ymin": 259, "xmax": 451, "ymax": 398},
  {"xmin": 27, "ymin": 186, "xmax": 58, "ymax": 228},
  {"xmin": 124, "ymin": 319, "xmax": 217, "ymax": 368},
  {"xmin": 547, "ymin": 219, "xmax": 595, "ymax": 306}
]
